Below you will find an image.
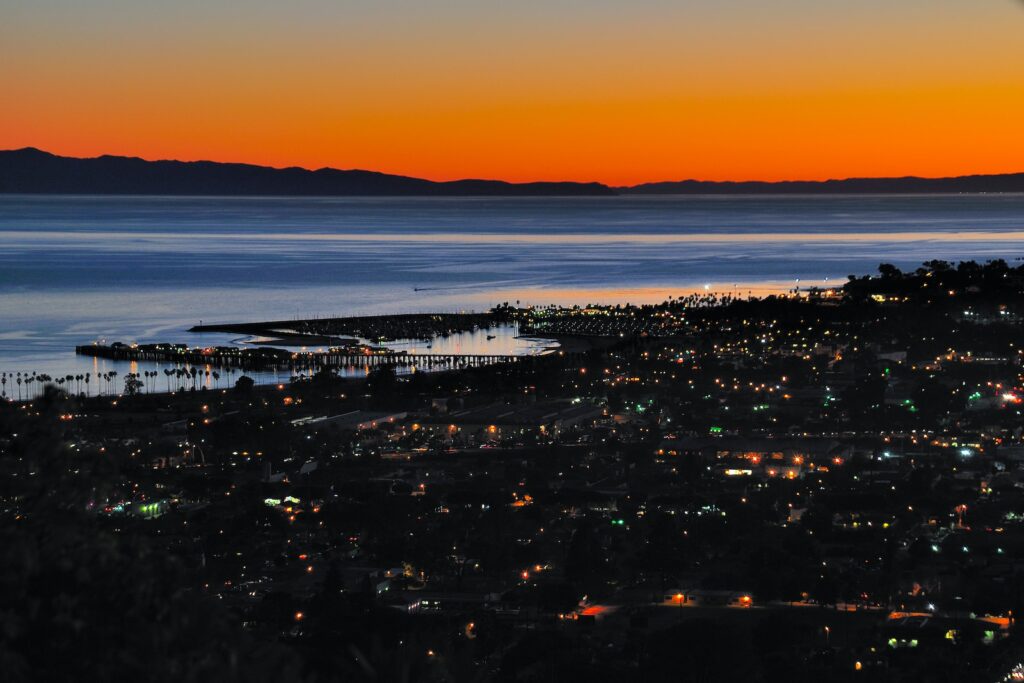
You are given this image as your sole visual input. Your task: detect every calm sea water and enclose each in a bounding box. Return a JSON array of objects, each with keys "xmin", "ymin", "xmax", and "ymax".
[{"xmin": 2, "ymin": 194, "xmax": 1023, "ymax": 387}]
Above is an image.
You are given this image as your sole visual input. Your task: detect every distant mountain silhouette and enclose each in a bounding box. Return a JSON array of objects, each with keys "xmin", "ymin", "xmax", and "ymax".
[
  {"xmin": 0, "ymin": 148, "xmax": 612, "ymax": 196},
  {"xmin": 621, "ymin": 175, "xmax": 1024, "ymax": 194},
  {"xmin": 2, "ymin": 147, "xmax": 1024, "ymax": 196}
]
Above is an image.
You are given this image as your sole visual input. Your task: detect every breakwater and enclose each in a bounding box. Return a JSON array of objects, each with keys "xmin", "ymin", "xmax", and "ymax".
[{"xmin": 189, "ymin": 311, "xmax": 503, "ymax": 342}]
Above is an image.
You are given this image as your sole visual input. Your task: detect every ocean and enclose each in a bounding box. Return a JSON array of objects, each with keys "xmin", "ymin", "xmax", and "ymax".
[{"xmin": 2, "ymin": 193, "xmax": 1023, "ymax": 387}]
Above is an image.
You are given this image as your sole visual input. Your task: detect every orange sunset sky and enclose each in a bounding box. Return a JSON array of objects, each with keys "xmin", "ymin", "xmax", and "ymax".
[{"xmin": 2, "ymin": 0, "xmax": 1023, "ymax": 185}]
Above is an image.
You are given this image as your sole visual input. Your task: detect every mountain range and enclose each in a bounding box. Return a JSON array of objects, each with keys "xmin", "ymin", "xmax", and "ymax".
[{"xmin": 2, "ymin": 147, "xmax": 1024, "ymax": 196}]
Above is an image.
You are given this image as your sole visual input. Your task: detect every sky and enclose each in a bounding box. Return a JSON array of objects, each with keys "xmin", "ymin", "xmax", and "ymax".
[{"xmin": 2, "ymin": 0, "xmax": 1023, "ymax": 185}]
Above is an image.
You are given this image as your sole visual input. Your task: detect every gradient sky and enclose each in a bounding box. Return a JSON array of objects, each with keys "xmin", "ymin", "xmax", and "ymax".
[{"xmin": 2, "ymin": 0, "xmax": 1023, "ymax": 184}]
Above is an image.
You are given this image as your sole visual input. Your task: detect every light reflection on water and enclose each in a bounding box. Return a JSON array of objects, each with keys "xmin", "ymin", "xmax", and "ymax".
[{"xmin": 380, "ymin": 324, "xmax": 554, "ymax": 356}]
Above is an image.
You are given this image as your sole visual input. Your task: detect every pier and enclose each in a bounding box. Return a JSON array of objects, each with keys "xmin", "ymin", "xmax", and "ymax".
[{"xmin": 75, "ymin": 343, "xmax": 526, "ymax": 371}]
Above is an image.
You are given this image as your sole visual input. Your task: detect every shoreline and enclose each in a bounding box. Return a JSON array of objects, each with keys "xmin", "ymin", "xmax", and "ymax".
[{"xmin": 0, "ymin": 280, "xmax": 821, "ymax": 380}]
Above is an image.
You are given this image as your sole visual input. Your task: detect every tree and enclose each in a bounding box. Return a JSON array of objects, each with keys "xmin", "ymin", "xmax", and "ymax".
[
  {"xmin": 564, "ymin": 517, "xmax": 607, "ymax": 595},
  {"xmin": 878, "ymin": 263, "xmax": 903, "ymax": 279},
  {"xmin": 365, "ymin": 366, "xmax": 398, "ymax": 405},
  {"xmin": 124, "ymin": 373, "xmax": 143, "ymax": 396},
  {"xmin": 234, "ymin": 375, "xmax": 255, "ymax": 393}
]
